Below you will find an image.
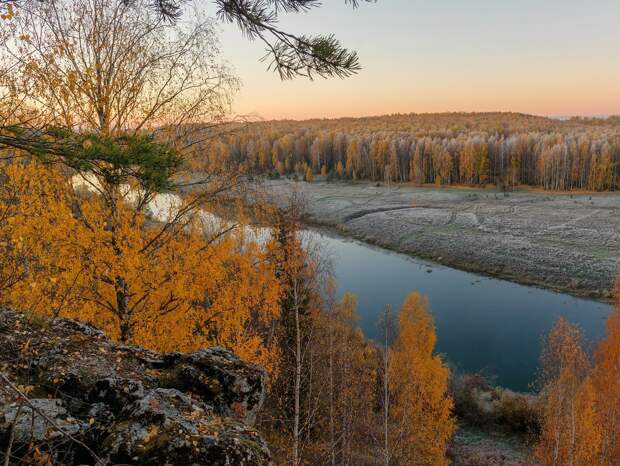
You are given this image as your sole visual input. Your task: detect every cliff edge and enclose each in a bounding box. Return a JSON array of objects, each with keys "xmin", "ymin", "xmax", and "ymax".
[{"xmin": 0, "ymin": 308, "xmax": 273, "ymax": 465}]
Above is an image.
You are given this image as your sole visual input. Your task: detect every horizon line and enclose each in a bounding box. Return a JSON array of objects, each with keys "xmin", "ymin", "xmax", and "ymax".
[{"xmin": 231, "ymin": 111, "xmax": 620, "ymax": 124}]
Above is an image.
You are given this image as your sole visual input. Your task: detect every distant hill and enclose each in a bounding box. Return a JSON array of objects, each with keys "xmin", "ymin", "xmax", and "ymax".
[
  {"xmin": 192, "ymin": 112, "xmax": 620, "ymax": 191},
  {"xmin": 239, "ymin": 112, "xmax": 620, "ymax": 135}
]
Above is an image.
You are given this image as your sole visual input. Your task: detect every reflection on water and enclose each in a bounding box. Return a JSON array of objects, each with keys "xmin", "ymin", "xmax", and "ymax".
[{"xmin": 304, "ymin": 229, "xmax": 611, "ymax": 392}]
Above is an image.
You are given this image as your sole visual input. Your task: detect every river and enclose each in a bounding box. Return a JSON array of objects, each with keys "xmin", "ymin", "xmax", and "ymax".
[{"xmin": 302, "ymin": 228, "xmax": 611, "ymax": 392}]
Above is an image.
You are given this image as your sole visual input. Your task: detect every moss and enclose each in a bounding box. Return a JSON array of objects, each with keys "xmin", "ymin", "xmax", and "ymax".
[
  {"xmin": 23, "ymin": 311, "xmax": 50, "ymax": 330},
  {"xmin": 157, "ymin": 369, "xmax": 181, "ymax": 389}
]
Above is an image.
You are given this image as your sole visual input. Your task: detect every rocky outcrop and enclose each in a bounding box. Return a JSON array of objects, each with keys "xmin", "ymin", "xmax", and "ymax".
[{"xmin": 0, "ymin": 308, "xmax": 273, "ymax": 465}]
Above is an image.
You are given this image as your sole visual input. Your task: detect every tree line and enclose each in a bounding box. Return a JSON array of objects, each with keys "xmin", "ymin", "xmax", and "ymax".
[{"xmin": 200, "ymin": 113, "xmax": 620, "ymax": 191}]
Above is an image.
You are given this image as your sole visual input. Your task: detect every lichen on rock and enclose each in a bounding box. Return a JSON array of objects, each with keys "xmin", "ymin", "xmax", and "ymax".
[{"xmin": 0, "ymin": 308, "xmax": 273, "ymax": 465}]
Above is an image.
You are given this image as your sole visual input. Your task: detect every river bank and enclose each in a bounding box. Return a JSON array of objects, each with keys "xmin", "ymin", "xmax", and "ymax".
[{"xmin": 266, "ymin": 179, "xmax": 620, "ymax": 300}]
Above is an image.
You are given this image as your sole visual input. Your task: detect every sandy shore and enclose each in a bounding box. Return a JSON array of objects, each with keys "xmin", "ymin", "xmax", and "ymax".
[{"xmin": 266, "ymin": 180, "xmax": 620, "ymax": 300}]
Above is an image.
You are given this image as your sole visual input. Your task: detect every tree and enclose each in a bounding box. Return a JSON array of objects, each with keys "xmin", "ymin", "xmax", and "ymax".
[
  {"xmin": 433, "ymin": 146, "xmax": 452, "ymax": 185},
  {"xmin": 265, "ymin": 195, "xmax": 323, "ymax": 466},
  {"xmin": 0, "ymin": 159, "xmax": 281, "ymax": 369},
  {"xmin": 346, "ymin": 137, "xmax": 361, "ymax": 178},
  {"xmin": 329, "ymin": 293, "xmax": 378, "ymax": 465},
  {"xmin": 1, "ymin": 0, "xmax": 246, "ymax": 323},
  {"xmin": 304, "ymin": 289, "xmax": 380, "ymax": 466},
  {"xmin": 311, "ymin": 137, "xmax": 321, "ymax": 172},
  {"xmin": 410, "ymin": 142, "xmax": 424, "ymax": 185},
  {"xmin": 476, "ymin": 142, "xmax": 490, "ymax": 185},
  {"xmin": 590, "ymin": 278, "xmax": 620, "ymax": 464},
  {"xmin": 324, "ymin": 278, "xmax": 338, "ymax": 466},
  {"xmin": 378, "ymin": 304, "xmax": 396, "ymax": 466},
  {"xmin": 336, "ymin": 160, "xmax": 345, "ymax": 179},
  {"xmin": 389, "ymin": 293, "xmax": 455, "ymax": 466},
  {"xmin": 459, "ymin": 140, "xmax": 476, "ymax": 184},
  {"xmin": 534, "ymin": 318, "xmax": 603, "ymax": 466}
]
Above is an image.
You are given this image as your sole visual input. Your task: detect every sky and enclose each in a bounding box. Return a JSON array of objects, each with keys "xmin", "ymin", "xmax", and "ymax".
[{"xmin": 212, "ymin": 0, "xmax": 620, "ymax": 120}]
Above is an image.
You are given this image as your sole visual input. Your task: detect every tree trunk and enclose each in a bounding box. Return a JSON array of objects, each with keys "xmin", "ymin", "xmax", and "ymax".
[
  {"xmin": 116, "ymin": 276, "xmax": 131, "ymax": 343},
  {"xmin": 293, "ymin": 279, "xmax": 301, "ymax": 466},
  {"xmin": 328, "ymin": 302, "xmax": 336, "ymax": 466},
  {"xmin": 383, "ymin": 305, "xmax": 391, "ymax": 466}
]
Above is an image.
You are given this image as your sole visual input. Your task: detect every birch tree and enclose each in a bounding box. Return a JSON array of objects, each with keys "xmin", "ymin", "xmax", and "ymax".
[{"xmin": 389, "ymin": 293, "xmax": 455, "ymax": 466}]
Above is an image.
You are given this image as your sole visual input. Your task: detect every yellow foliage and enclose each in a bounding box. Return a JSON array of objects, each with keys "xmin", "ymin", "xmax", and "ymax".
[
  {"xmin": 0, "ymin": 3, "xmax": 14, "ymax": 21},
  {"xmin": 591, "ymin": 293, "xmax": 620, "ymax": 464},
  {"xmin": 534, "ymin": 317, "xmax": 608, "ymax": 466},
  {"xmin": 388, "ymin": 292, "xmax": 455, "ymax": 466},
  {"xmin": 0, "ymin": 160, "xmax": 281, "ymax": 371},
  {"xmin": 535, "ymin": 374, "xmax": 604, "ymax": 466}
]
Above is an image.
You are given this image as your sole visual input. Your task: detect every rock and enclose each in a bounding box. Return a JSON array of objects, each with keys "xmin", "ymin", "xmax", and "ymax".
[
  {"xmin": 101, "ymin": 388, "xmax": 270, "ymax": 465},
  {"xmin": 0, "ymin": 308, "xmax": 273, "ymax": 465},
  {"xmin": 0, "ymin": 399, "xmax": 87, "ymax": 443},
  {"xmin": 162, "ymin": 348, "xmax": 266, "ymax": 424}
]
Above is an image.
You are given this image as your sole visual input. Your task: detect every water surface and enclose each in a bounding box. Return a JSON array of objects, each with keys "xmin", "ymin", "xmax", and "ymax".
[{"xmin": 303, "ymin": 229, "xmax": 611, "ymax": 391}]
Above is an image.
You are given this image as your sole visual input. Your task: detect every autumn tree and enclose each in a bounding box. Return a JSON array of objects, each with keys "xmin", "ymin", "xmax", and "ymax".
[
  {"xmin": 388, "ymin": 293, "xmax": 455, "ymax": 466},
  {"xmin": 262, "ymin": 195, "xmax": 324, "ymax": 465},
  {"xmin": 336, "ymin": 160, "xmax": 345, "ymax": 179},
  {"xmin": 589, "ymin": 277, "xmax": 620, "ymax": 464},
  {"xmin": 534, "ymin": 318, "xmax": 603, "ymax": 466},
  {"xmin": 323, "ymin": 292, "xmax": 378, "ymax": 465},
  {"xmin": 378, "ymin": 304, "xmax": 396, "ymax": 466},
  {"xmin": 0, "ymin": 158, "xmax": 281, "ymax": 368},
  {"xmin": 433, "ymin": 146, "xmax": 452, "ymax": 185},
  {"xmin": 410, "ymin": 143, "xmax": 424, "ymax": 185}
]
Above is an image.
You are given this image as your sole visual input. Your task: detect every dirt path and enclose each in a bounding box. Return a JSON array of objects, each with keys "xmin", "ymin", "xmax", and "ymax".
[{"xmin": 266, "ymin": 180, "xmax": 620, "ymax": 300}]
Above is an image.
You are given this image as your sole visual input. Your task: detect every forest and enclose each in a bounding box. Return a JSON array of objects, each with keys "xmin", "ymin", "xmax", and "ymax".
[
  {"xmin": 200, "ymin": 113, "xmax": 620, "ymax": 191},
  {"xmin": 0, "ymin": 0, "xmax": 619, "ymax": 465}
]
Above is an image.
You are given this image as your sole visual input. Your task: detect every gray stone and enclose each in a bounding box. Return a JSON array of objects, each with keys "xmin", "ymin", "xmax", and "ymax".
[{"xmin": 0, "ymin": 308, "xmax": 273, "ymax": 465}]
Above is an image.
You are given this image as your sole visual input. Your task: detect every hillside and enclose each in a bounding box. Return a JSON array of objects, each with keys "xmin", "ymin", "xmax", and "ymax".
[{"xmin": 195, "ymin": 112, "xmax": 620, "ymax": 192}]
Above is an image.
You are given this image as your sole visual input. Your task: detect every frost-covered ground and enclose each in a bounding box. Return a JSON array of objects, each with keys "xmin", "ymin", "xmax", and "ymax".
[
  {"xmin": 449, "ymin": 426, "xmax": 533, "ymax": 466},
  {"xmin": 266, "ymin": 180, "xmax": 620, "ymax": 299}
]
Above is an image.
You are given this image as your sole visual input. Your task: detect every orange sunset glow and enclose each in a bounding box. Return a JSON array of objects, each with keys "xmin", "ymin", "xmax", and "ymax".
[{"xmin": 218, "ymin": 0, "xmax": 620, "ymax": 119}]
